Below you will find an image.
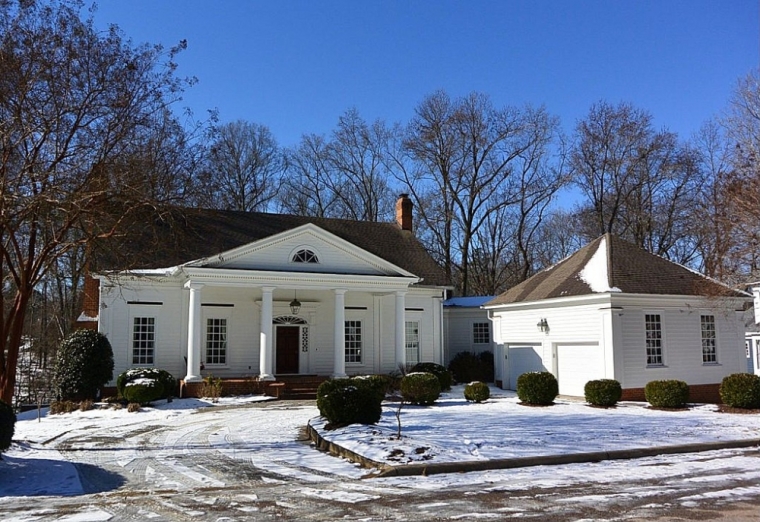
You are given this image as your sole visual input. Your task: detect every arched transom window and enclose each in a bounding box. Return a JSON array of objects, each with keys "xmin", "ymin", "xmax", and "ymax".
[
  {"xmin": 292, "ymin": 249, "xmax": 319, "ymax": 264},
  {"xmin": 273, "ymin": 316, "xmax": 308, "ymax": 325}
]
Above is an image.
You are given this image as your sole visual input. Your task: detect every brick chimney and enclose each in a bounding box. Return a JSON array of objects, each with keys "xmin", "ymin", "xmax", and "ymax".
[
  {"xmin": 395, "ymin": 193, "xmax": 413, "ymax": 232},
  {"xmin": 75, "ymin": 275, "xmax": 100, "ymax": 330}
]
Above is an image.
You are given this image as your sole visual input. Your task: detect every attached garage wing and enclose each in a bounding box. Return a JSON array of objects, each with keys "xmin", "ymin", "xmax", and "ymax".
[
  {"xmin": 505, "ymin": 345, "xmax": 547, "ymax": 390},
  {"xmin": 556, "ymin": 343, "xmax": 605, "ymax": 397}
]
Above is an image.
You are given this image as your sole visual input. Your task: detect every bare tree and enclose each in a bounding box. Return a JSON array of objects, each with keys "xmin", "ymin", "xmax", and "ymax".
[
  {"xmin": 200, "ymin": 120, "xmax": 282, "ymax": 212},
  {"xmin": 279, "ymin": 134, "xmax": 337, "ymax": 217},
  {"xmin": 0, "ymin": 0, "xmax": 194, "ymax": 404}
]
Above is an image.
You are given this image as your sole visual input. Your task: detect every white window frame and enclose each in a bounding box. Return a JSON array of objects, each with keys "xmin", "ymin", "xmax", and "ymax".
[
  {"xmin": 205, "ymin": 317, "xmax": 228, "ymax": 366},
  {"xmin": 405, "ymin": 321, "xmax": 420, "ymax": 365},
  {"xmin": 700, "ymin": 314, "xmax": 718, "ymax": 364},
  {"xmin": 132, "ymin": 316, "xmax": 156, "ymax": 366},
  {"xmin": 204, "ymin": 309, "xmax": 232, "ymax": 367},
  {"xmin": 473, "ymin": 322, "xmax": 490, "ymax": 345},
  {"xmin": 345, "ymin": 320, "xmax": 363, "ymax": 364},
  {"xmin": 644, "ymin": 312, "xmax": 665, "ymax": 367}
]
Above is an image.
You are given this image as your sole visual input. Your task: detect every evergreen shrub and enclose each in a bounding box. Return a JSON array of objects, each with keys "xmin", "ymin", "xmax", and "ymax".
[
  {"xmin": 448, "ymin": 351, "xmax": 494, "ymax": 383},
  {"xmin": 53, "ymin": 329, "xmax": 114, "ymax": 401},
  {"xmin": 316, "ymin": 378, "xmax": 383, "ymax": 427},
  {"xmin": 645, "ymin": 380, "xmax": 689, "ymax": 408},
  {"xmin": 410, "ymin": 362, "xmax": 453, "ymax": 391},
  {"xmin": 353, "ymin": 375, "xmax": 393, "ymax": 399},
  {"xmin": 400, "ymin": 372, "xmax": 441, "ymax": 405},
  {"xmin": 463, "ymin": 381, "xmax": 490, "ymax": 403},
  {"xmin": 584, "ymin": 379, "xmax": 623, "ymax": 407},
  {"xmin": 117, "ymin": 368, "xmax": 176, "ymax": 400},
  {"xmin": 0, "ymin": 400, "xmax": 15, "ymax": 453},
  {"xmin": 720, "ymin": 373, "xmax": 760, "ymax": 409},
  {"xmin": 516, "ymin": 371, "xmax": 558, "ymax": 405},
  {"xmin": 122, "ymin": 379, "xmax": 164, "ymax": 405}
]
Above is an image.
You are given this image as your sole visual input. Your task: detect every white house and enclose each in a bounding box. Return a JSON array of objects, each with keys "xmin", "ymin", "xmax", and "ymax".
[
  {"xmin": 443, "ymin": 296, "xmax": 495, "ymax": 365},
  {"xmin": 80, "ymin": 196, "xmax": 451, "ymax": 390},
  {"xmin": 484, "ymin": 234, "xmax": 750, "ymax": 402}
]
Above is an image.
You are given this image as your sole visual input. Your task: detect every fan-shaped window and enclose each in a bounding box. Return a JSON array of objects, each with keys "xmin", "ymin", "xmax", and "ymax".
[
  {"xmin": 292, "ymin": 249, "xmax": 319, "ymax": 264},
  {"xmin": 273, "ymin": 316, "xmax": 308, "ymax": 325}
]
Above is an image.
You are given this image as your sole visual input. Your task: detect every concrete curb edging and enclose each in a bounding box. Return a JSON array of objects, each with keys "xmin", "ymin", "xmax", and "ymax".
[{"xmin": 307, "ymin": 420, "xmax": 760, "ymax": 478}]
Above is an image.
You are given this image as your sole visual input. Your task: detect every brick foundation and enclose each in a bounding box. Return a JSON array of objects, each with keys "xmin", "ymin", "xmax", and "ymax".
[
  {"xmin": 180, "ymin": 379, "xmax": 266, "ymax": 398},
  {"xmin": 621, "ymin": 383, "xmax": 721, "ymax": 404}
]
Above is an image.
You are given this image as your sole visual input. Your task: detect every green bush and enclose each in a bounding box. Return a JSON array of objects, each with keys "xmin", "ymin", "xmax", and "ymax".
[
  {"xmin": 410, "ymin": 362, "xmax": 452, "ymax": 391},
  {"xmin": 516, "ymin": 372, "xmax": 558, "ymax": 405},
  {"xmin": 122, "ymin": 379, "xmax": 164, "ymax": 405},
  {"xmin": 53, "ymin": 329, "xmax": 114, "ymax": 401},
  {"xmin": 0, "ymin": 400, "xmax": 15, "ymax": 453},
  {"xmin": 720, "ymin": 373, "xmax": 760, "ymax": 409},
  {"xmin": 448, "ymin": 351, "xmax": 495, "ymax": 383},
  {"xmin": 400, "ymin": 372, "xmax": 441, "ymax": 405},
  {"xmin": 464, "ymin": 381, "xmax": 490, "ymax": 403},
  {"xmin": 117, "ymin": 368, "xmax": 176, "ymax": 399},
  {"xmin": 584, "ymin": 379, "xmax": 623, "ymax": 407},
  {"xmin": 316, "ymin": 378, "xmax": 383, "ymax": 427},
  {"xmin": 352, "ymin": 375, "xmax": 393, "ymax": 399},
  {"xmin": 645, "ymin": 380, "xmax": 689, "ymax": 408}
]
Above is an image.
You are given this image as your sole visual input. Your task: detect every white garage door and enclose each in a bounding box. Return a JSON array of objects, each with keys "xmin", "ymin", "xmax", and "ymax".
[
  {"xmin": 556, "ymin": 343, "xmax": 604, "ymax": 397},
  {"xmin": 507, "ymin": 346, "xmax": 546, "ymax": 390}
]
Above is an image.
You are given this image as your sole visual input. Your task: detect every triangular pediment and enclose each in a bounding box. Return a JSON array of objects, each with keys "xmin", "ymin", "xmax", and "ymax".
[{"xmin": 183, "ymin": 223, "xmax": 417, "ymax": 278}]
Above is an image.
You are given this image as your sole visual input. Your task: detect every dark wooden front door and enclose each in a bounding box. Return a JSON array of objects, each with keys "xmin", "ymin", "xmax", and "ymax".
[{"xmin": 276, "ymin": 326, "xmax": 300, "ymax": 374}]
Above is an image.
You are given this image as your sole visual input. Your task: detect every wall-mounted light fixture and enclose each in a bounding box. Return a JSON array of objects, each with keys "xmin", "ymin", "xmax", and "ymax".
[
  {"xmin": 289, "ymin": 291, "xmax": 301, "ymax": 315},
  {"xmin": 537, "ymin": 318, "xmax": 549, "ymax": 333}
]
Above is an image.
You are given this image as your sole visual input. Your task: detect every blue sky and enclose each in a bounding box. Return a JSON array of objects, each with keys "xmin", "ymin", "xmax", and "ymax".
[{"xmin": 92, "ymin": 1, "xmax": 758, "ymax": 148}]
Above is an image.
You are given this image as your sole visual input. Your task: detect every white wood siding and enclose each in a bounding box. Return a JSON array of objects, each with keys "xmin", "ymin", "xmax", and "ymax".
[{"xmin": 444, "ymin": 309, "xmax": 493, "ymax": 364}]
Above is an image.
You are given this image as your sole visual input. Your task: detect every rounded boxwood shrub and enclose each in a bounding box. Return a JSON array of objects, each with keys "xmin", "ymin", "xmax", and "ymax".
[
  {"xmin": 448, "ymin": 351, "xmax": 494, "ymax": 384},
  {"xmin": 645, "ymin": 380, "xmax": 689, "ymax": 408},
  {"xmin": 720, "ymin": 373, "xmax": 760, "ymax": 409},
  {"xmin": 316, "ymin": 378, "xmax": 383, "ymax": 427},
  {"xmin": 0, "ymin": 399, "xmax": 15, "ymax": 453},
  {"xmin": 123, "ymin": 379, "xmax": 165, "ymax": 405},
  {"xmin": 464, "ymin": 381, "xmax": 490, "ymax": 403},
  {"xmin": 584, "ymin": 379, "xmax": 623, "ymax": 407},
  {"xmin": 516, "ymin": 371, "xmax": 558, "ymax": 405},
  {"xmin": 117, "ymin": 368, "xmax": 176, "ymax": 399},
  {"xmin": 353, "ymin": 375, "xmax": 393, "ymax": 399},
  {"xmin": 400, "ymin": 372, "xmax": 441, "ymax": 405},
  {"xmin": 53, "ymin": 329, "xmax": 114, "ymax": 401},
  {"xmin": 410, "ymin": 362, "xmax": 452, "ymax": 391}
]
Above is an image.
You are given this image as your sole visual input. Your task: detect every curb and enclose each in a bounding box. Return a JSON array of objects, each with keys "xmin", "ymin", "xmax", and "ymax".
[{"xmin": 307, "ymin": 420, "xmax": 760, "ymax": 478}]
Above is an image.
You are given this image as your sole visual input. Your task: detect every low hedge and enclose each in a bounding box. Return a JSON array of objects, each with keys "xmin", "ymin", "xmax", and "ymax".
[
  {"xmin": 720, "ymin": 373, "xmax": 760, "ymax": 409},
  {"xmin": 516, "ymin": 372, "xmax": 558, "ymax": 405},
  {"xmin": 0, "ymin": 400, "xmax": 15, "ymax": 453},
  {"xmin": 464, "ymin": 381, "xmax": 490, "ymax": 403},
  {"xmin": 584, "ymin": 379, "xmax": 622, "ymax": 407},
  {"xmin": 316, "ymin": 378, "xmax": 383, "ymax": 427},
  {"xmin": 123, "ymin": 379, "xmax": 165, "ymax": 405},
  {"xmin": 410, "ymin": 362, "xmax": 452, "ymax": 391},
  {"xmin": 117, "ymin": 368, "xmax": 176, "ymax": 400},
  {"xmin": 645, "ymin": 380, "xmax": 689, "ymax": 408},
  {"xmin": 400, "ymin": 372, "xmax": 441, "ymax": 405}
]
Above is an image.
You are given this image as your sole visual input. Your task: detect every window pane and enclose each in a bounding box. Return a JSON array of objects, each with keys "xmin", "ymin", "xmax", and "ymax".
[
  {"xmin": 700, "ymin": 315, "xmax": 717, "ymax": 364},
  {"xmin": 405, "ymin": 321, "xmax": 420, "ymax": 365},
  {"xmin": 345, "ymin": 320, "xmax": 362, "ymax": 363},
  {"xmin": 132, "ymin": 317, "xmax": 155, "ymax": 365},
  {"xmin": 645, "ymin": 314, "xmax": 663, "ymax": 366},
  {"xmin": 473, "ymin": 322, "xmax": 490, "ymax": 344},
  {"xmin": 205, "ymin": 318, "xmax": 227, "ymax": 365}
]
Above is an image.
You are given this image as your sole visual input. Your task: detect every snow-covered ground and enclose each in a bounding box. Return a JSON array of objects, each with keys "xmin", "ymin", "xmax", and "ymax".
[{"xmin": 2, "ymin": 386, "xmax": 760, "ymax": 521}]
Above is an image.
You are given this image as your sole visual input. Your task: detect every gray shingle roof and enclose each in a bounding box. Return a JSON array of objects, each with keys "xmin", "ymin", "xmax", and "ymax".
[
  {"xmin": 486, "ymin": 234, "xmax": 747, "ymax": 306},
  {"xmin": 101, "ymin": 207, "xmax": 450, "ymax": 287}
]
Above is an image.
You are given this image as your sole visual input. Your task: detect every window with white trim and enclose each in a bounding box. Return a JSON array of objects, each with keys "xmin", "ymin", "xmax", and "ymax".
[
  {"xmin": 132, "ymin": 317, "xmax": 155, "ymax": 365},
  {"xmin": 345, "ymin": 320, "xmax": 362, "ymax": 363},
  {"xmin": 405, "ymin": 321, "xmax": 420, "ymax": 365},
  {"xmin": 700, "ymin": 315, "xmax": 717, "ymax": 364},
  {"xmin": 473, "ymin": 322, "xmax": 490, "ymax": 344},
  {"xmin": 645, "ymin": 314, "xmax": 663, "ymax": 366},
  {"xmin": 205, "ymin": 318, "xmax": 227, "ymax": 365}
]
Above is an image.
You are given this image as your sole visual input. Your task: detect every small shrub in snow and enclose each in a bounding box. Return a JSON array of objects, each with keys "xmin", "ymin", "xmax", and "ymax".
[
  {"xmin": 53, "ymin": 329, "xmax": 114, "ymax": 401},
  {"xmin": 584, "ymin": 379, "xmax": 622, "ymax": 407},
  {"xmin": 464, "ymin": 381, "xmax": 490, "ymax": 403},
  {"xmin": 117, "ymin": 368, "xmax": 176, "ymax": 400},
  {"xmin": 0, "ymin": 399, "xmax": 15, "ymax": 453},
  {"xmin": 645, "ymin": 380, "xmax": 689, "ymax": 409},
  {"xmin": 516, "ymin": 372, "xmax": 558, "ymax": 406},
  {"xmin": 448, "ymin": 351, "xmax": 494, "ymax": 384},
  {"xmin": 111, "ymin": 402, "xmax": 123, "ymax": 411},
  {"xmin": 127, "ymin": 403, "xmax": 141, "ymax": 413},
  {"xmin": 400, "ymin": 372, "xmax": 441, "ymax": 405},
  {"xmin": 49, "ymin": 400, "xmax": 78, "ymax": 414},
  {"xmin": 316, "ymin": 378, "xmax": 383, "ymax": 427},
  {"xmin": 122, "ymin": 378, "xmax": 164, "ymax": 405},
  {"xmin": 79, "ymin": 400, "xmax": 94, "ymax": 412},
  {"xmin": 201, "ymin": 375, "xmax": 223, "ymax": 402},
  {"xmin": 410, "ymin": 362, "xmax": 452, "ymax": 391},
  {"xmin": 720, "ymin": 373, "xmax": 760, "ymax": 409},
  {"xmin": 352, "ymin": 374, "xmax": 393, "ymax": 399}
]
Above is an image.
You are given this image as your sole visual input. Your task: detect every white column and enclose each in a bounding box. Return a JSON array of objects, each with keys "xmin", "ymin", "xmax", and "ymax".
[
  {"xmin": 333, "ymin": 289, "xmax": 347, "ymax": 378},
  {"xmin": 259, "ymin": 287, "xmax": 275, "ymax": 381},
  {"xmin": 395, "ymin": 290, "xmax": 407, "ymax": 370},
  {"xmin": 184, "ymin": 282, "xmax": 204, "ymax": 382}
]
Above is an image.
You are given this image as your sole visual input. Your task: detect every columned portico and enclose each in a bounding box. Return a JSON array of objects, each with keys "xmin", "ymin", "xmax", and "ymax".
[
  {"xmin": 395, "ymin": 290, "xmax": 406, "ymax": 368},
  {"xmin": 184, "ymin": 282, "xmax": 204, "ymax": 382},
  {"xmin": 259, "ymin": 286, "xmax": 276, "ymax": 381},
  {"xmin": 333, "ymin": 289, "xmax": 347, "ymax": 378}
]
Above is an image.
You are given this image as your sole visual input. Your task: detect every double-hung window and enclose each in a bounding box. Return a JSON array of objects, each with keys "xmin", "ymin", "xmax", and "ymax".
[
  {"xmin": 345, "ymin": 320, "xmax": 362, "ymax": 363},
  {"xmin": 700, "ymin": 315, "xmax": 717, "ymax": 364},
  {"xmin": 206, "ymin": 318, "xmax": 228, "ymax": 365},
  {"xmin": 473, "ymin": 322, "xmax": 490, "ymax": 345},
  {"xmin": 405, "ymin": 321, "xmax": 420, "ymax": 365},
  {"xmin": 645, "ymin": 314, "xmax": 663, "ymax": 366},
  {"xmin": 132, "ymin": 317, "xmax": 155, "ymax": 365}
]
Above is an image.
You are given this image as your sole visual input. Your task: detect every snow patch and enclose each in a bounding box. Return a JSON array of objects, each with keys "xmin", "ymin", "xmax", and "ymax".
[{"xmin": 578, "ymin": 237, "xmax": 622, "ymax": 293}]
